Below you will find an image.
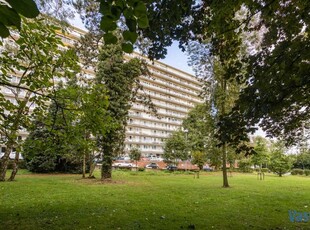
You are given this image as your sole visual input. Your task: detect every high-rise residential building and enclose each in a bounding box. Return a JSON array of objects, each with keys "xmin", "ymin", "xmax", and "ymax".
[
  {"xmin": 124, "ymin": 53, "xmax": 202, "ymax": 157},
  {"xmin": 0, "ymin": 25, "xmax": 203, "ymax": 158}
]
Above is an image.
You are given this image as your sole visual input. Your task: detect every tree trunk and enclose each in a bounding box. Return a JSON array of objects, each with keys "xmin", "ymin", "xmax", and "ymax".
[
  {"xmin": 101, "ymin": 146, "xmax": 112, "ymax": 180},
  {"xmin": 222, "ymin": 144, "xmax": 229, "ymax": 188},
  {"xmin": 88, "ymin": 163, "xmax": 95, "ymax": 178},
  {"xmin": 82, "ymin": 154, "xmax": 86, "ymax": 178},
  {"xmin": 88, "ymin": 152, "xmax": 95, "ymax": 178},
  {"xmin": 258, "ymin": 163, "xmax": 263, "ymax": 180},
  {"xmin": 0, "ymin": 144, "xmax": 13, "ymax": 181},
  {"xmin": 8, "ymin": 152, "xmax": 19, "ymax": 181}
]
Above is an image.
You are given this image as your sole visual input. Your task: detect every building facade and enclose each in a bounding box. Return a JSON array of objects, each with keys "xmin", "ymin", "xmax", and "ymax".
[{"xmin": 124, "ymin": 53, "xmax": 202, "ymax": 157}]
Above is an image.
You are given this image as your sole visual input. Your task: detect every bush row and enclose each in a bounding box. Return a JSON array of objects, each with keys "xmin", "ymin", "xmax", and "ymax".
[{"xmin": 291, "ymin": 168, "xmax": 310, "ymax": 176}]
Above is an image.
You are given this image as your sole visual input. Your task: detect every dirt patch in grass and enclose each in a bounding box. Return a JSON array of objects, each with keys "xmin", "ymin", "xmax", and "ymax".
[
  {"xmin": 76, "ymin": 177, "xmax": 128, "ymax": 185},
  {"xmin": 75, "ymin": 177, "xmax": 148, "ymax": 188}
]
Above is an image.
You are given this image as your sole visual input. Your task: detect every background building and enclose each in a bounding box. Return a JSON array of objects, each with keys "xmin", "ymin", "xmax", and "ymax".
[{"xmin": 124, "ymin": 53, "xmax": 202, "ymax": 158}]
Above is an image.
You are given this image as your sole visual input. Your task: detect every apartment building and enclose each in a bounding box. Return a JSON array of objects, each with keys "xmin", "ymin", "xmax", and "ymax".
[
  {"xmin": 124, "ymin": 53, "xmax": 202, "ymax": 157},
  {"xmin": 0, "ymin": 25, "xmax": 203, "ymax": 157}
]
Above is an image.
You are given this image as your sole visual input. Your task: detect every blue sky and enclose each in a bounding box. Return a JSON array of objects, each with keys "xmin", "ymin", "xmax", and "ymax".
[{"xmin": 159, "ymin": 42, "xmax": 195, "ymax": 75}]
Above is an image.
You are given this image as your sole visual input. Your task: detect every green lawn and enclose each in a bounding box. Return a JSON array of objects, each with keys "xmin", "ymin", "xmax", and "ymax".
[{"xmin": 0, "ymin": 170, "xmax": 309, "ymax": 230}]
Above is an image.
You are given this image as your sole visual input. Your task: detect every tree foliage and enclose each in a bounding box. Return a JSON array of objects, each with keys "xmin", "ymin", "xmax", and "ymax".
[
  {"xmin": 268, "ymin": 141, "xmax": 292, "ymax": 177},
  {"xmin": 23, "ymin": 75, "xmax": 110, "ymax": 174},
  {"xmin": 293, "ymin": 146, "xmax": 310, "ymax": 170},
  {"xmin": 191, "ymin": 151, "xmax": 207, "ymax": 171},
  {"xmin": 96, "ymin": 41, "xmax": 148, "ymax": 180},
  {"xmin": 0, "ymin": 17, "xmax": 80, "ymax": 181},
  {"xmin": 0, "ymin": 0, "xmax": 39, "ymax": 38},
  {"xmin": 252, "ymin": 136, "xmax": 270, "ymax": 169},
  {"xmin": 129, "ymin": 147, "xmax": 141, "ymax": 171},
  {"xmin": 163, "ymin": 130, "xmax": 187, "ymax": 165}
]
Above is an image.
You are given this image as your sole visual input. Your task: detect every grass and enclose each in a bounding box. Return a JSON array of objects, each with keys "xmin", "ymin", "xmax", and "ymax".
[{"xmin": 0, "ymin": 170, "xmax": 309, "ymax": 230}]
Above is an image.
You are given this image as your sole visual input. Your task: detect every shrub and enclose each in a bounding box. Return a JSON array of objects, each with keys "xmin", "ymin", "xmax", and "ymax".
[
  {"xmin": 268, "ymin": 151, "xmax": 292, "ymax": 176},
  {"xmin": 291, "ymin": 169, "xmax": 304, "ymax": 175},
  {"xmin": 138, "ymin": 167, "xmax": 145, "ymax": 172},
  {"xmin": 238, "ymin": 158, "xmax": 253, "ymax": 173},
  {"xmin": 304, "ymin": 169, "xmax": 310, "ymax": 176},
  {"xmin": 18, "ymin": 160, "xmax": 27, "ymax": 169}
]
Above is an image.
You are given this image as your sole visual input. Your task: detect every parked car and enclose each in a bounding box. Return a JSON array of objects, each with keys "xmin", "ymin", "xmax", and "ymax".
[
  {"xmin": 112, "ymin": 162, "xmax": 134, "ymax": 168},
  {"xmin": 203, "ymin": 166, "xmax": 214, "ymax": 171},
  {"xmin": 145, "ymin": 163, "xmax": 159, "ymax": 169},
  {"xmin": 166, "ymin": 165, "xmax": 178, "ymax": 171}
]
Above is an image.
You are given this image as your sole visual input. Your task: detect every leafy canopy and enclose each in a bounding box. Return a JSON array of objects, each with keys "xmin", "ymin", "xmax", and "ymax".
[{"xmin": 0, "ymin": 0, "xmax": 39, "ymax": 38}]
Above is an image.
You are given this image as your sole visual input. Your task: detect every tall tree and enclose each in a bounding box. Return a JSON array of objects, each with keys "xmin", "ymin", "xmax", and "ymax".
[
  {"xmin": 96, "ymin": 41, "xmax": 148, "ymax": 180},
  {"xmin": 0, "ymin": 17, "xmax": 80, "ymax": 181},
  {"xmin": 188, "ymin": 43, "xmax": 242, "ymax": 187}
]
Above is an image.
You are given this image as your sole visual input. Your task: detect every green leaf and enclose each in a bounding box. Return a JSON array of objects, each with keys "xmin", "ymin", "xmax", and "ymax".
[
  {"xmin": 137, "ymin": 15, "xmax": 149, "ymax": 29},
  {"xmin": 0, "ymin": 5, "xmax": 21, "ymax": 30},
  {"xmin": 122, "ymin": 43, "xmax": 134, "ymax": 53},
  {"xmin": 6, "ymin": 0, "xmax": 39, "ymax": 18},
  {"xmin": 127, "ymin": 0, "xmax": 140, "ymax": 7},
  {"xmin": 133, "ymin": 2, "xmax": 147, "ymax": 18},
  {"xmin": 123, "ymin": 8, "xmax": 133, "ymax": 19},
  {"xmin": 115, "ymin": 1, "xmax": 125, "ymax": 9},
  {"xmin": 104, "ymin": 33, "xmax": 118, "ymax": 44},
  {"xmin": 126, "ymin": 18, "xmax": 137, "ymax": 32},
  {"xmin": 0, "ymin": 22, "xmax": 10, "ymax": 38},
  {"xmin": 99, "ymin": 2, "xmax": 111, "ymax": 16},
  {"xmin": 123, "ymin": 31, "xmax": 138, "ymax": 44},
  {"xmin": 100, "ymin": 16, "xmax": 117, "ymax": 32},
  {"xmin": 110, "ymin": 6, "xmax": 122, "ymax": 20}
]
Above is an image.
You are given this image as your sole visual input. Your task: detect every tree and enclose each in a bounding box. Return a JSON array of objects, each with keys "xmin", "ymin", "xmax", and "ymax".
[
  {"xmin": 95, "ymin": 0, "xmax": 309, "ymax": 148},
  {"xmin": 129, "ymin": 147, "xmax": 141, "ymax": 171},
  {"xmin": 181, "ymin": 103, "xmax": 222, "ymax": 169},
  {"xmin": 0, "ymin": 0, "xmax": 39, "ymax": 38},
  {"xmin": 191, "ymin": 151, "xmax": 207, "ymax": 178},
  {"xmin": 0, "ymin": 17, "xmax": 80, "ymax": 181},
  {"xmin": 192, "ymin": 1, "xmax": 310, "ymax": 148},
  {"xmin": 163, "ymin": 130, "xmax": 187, "ymax": 166},
  {"xmin": 187, "ymin": 44, "xmax": 243, "ymax": 187},
  {"xmin": 293, "ymin": 146, "xmax": 310, "ymax": 170},
  {"xmin": 96, "ymin": 41, "xmax": 148, "ymax": 180},
  {"xmin": 22, "ymin": 76, "xmax": 110, "ymax": 176},
  {"xmin": 252, "ymin": 136, "xmax": 270, "ymax": 177},
  {"xmin": 268, "ymin": 141, "xmax": 292, "ymax": 177}
]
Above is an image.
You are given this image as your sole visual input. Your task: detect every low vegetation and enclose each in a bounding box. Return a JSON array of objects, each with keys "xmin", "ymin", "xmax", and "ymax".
[{"xmin": 0, "ymin": 170, "xmax": 309, "ymax": 229}]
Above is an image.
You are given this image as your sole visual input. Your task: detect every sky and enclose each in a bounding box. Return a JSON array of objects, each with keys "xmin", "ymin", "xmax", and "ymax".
[{"xmin": 159, "ymin": 42, "xmax": 195, "ymax": 75}]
